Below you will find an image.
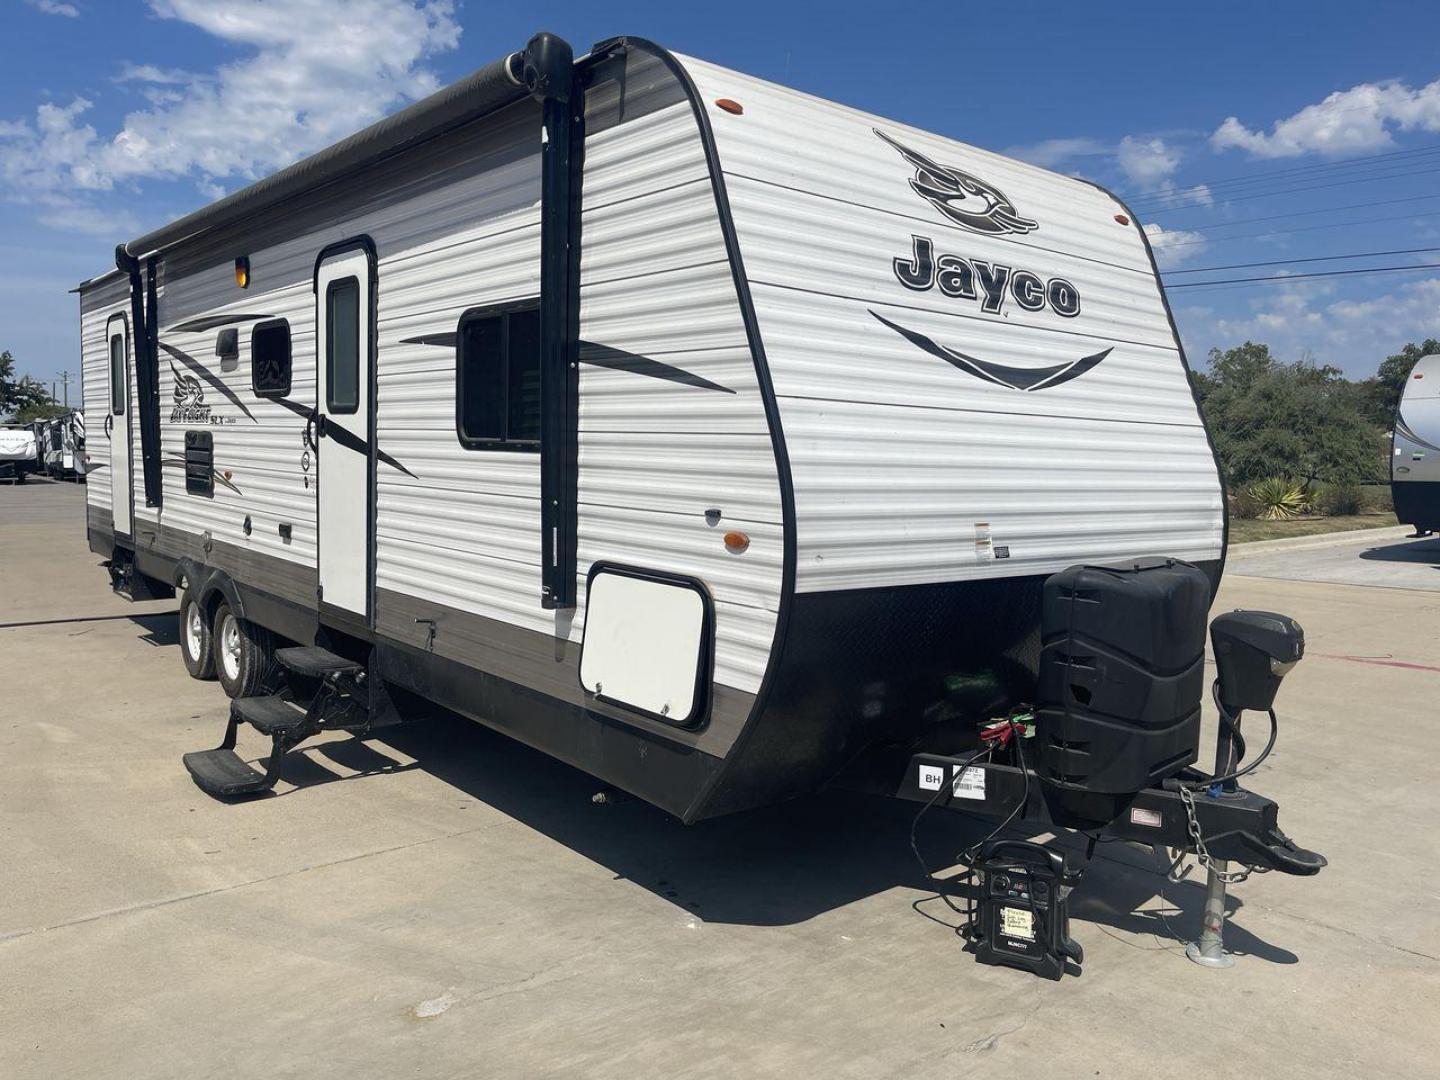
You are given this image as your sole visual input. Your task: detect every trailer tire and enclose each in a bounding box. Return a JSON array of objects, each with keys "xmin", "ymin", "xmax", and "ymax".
[
  {"xmin": 179, "ymin": 588, "xmax": 216, "ymax": 680},
  {"xmin": 212, "ymin": 600, "xmax": 275, "ymax": 699}
]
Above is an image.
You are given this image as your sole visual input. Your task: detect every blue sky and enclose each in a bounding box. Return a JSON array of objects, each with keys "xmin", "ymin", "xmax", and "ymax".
[{"xmin": 5, "ymin": 0, "xmax": 1440, "ymax": 394}]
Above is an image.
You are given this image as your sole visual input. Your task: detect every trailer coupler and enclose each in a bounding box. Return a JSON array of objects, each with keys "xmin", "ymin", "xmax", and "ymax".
[{"xmin": 893, "ymin": 753, "xmax": 1326, "ymax": 877}]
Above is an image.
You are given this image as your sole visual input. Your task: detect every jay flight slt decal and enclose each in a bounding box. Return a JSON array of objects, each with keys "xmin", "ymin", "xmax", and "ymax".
[{"xmin": 871, "ymin": 129, "xmax": 1112, "ymax": 391}]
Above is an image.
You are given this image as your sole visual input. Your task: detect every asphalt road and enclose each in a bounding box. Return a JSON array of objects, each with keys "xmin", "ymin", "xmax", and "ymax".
[
  {"xmin": 1229, "ymin": 526, "xmax": 1440, "ymax": 592},
  {"xmin": 2, "ymin": 480, "xmax": 1437, "ymax": 1079}
]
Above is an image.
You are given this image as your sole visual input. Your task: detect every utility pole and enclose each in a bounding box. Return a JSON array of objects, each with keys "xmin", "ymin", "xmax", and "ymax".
[{"xmin": 59, "ymin": 371, "xmax": 71, "ymax": 408}]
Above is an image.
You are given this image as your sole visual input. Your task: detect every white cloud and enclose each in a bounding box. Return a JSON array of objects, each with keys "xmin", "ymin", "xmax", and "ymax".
[
  {"xmin": 1003, "ymin": 137, "xmax": 1110, "ymax": 170},
  {"xmin": 114, "ymin": 63, "xmax": 207, "ymax": 86},
  {"xmin": 1145, "ymin": 222, "xmax": 1207, "ymax": 267},
  {"xmin": 1212, "ymin": 78, "xmax": 1440, "ymax": 158},
  {"xmin": 0, "ymin": 0, "xmax": 461, "ymax": 232},
  {"xmin": 24, "ymin": 0, "xmax": 80, "ymax": 16},
  {"xmin": 1186, "ymin": 277, "xmax": 1440, "ymax": 372},
  {"xmin": 1117, "ymin": 136, "xmax": 1179, "ymax": 189}
]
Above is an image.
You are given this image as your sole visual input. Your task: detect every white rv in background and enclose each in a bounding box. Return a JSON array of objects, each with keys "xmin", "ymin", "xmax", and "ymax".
[
  {"xmin": 0, "ymin": 424, "xmax": 40, "ymax": 483},
  {"xmin": 1392, "ymin": 354, "xmax": 1440, "ymax": 536},
  {"xmin": 38, "ymin": 411, "xmax": 86, "ymax": 480}
]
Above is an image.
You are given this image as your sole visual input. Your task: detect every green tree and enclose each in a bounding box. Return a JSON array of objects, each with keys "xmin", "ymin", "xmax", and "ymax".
[
  {"xmin": 0, "ymin": 350, "xmax": 59, "ymax": 421},
  {"xmin": 1198, "ymin": 342, "xmax": 1385, "ymax": 488}
]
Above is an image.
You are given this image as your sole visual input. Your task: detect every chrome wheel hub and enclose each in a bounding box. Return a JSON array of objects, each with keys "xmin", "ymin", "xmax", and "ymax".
[
  {"xmin": 220, "ymin": 615, "xmax": 242, "ymax": 681},
  {"xmin": 185, "ymin": 603, "xmax": 203, "ymax": 659}
]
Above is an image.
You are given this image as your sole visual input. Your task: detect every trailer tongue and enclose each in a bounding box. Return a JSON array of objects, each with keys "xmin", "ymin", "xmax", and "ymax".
[{"xmin": 841, "ymin": 562, "xmax": 1323, "ymax": 978}]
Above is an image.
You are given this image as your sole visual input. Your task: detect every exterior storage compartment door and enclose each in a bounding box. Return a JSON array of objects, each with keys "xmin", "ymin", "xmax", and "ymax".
[{"xmin": 579, "ymin": 565, "xmax": 713, "ymax": 727}]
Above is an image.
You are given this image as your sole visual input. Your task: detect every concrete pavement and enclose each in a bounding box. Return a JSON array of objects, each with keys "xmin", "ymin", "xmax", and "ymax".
[{"xmin": 2, "ymin": 480, "xmax": 1437, "ymax": 1079}]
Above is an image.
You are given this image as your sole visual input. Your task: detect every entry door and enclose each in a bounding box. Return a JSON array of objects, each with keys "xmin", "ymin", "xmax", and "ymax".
[
  {"xmin": 315, "ymin": 245, "xmax": 374, "ymax": 620},
  {"xmin": 106, "ymin": 315, "xmax": 133, "ymax": 538}
]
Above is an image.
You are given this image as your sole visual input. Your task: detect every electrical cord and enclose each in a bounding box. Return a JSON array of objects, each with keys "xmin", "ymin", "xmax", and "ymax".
[
  {"xmin": 1174, "ymin": 680, "xmax": 1279, "ymax": 790},
  {"xmin": 908, "ymin": 742, "xmax": 995, "ymax": 919}
]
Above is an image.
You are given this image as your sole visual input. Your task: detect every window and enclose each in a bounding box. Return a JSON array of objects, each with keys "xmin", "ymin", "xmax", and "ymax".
[
  {"xmin": 456, "ymin": 302, "xmax": 541, "ymax": 450},
  {"xmin": 109, "ymin": 334, "xmax": 126, "ymax": 415},
  {"xmin": 326, "ymin": 277, "xmax": 360, "ymax": 413},
  {"xmin": 251, "ymin": 319, "xmax": 292, "ymax": 397}
]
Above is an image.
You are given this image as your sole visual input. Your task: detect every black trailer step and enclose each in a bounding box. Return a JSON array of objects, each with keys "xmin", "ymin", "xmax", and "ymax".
[
  {"xmin": 232, "ymin": 695, "xmax": 311, "ymax": 736},
  {"xmin": 182, "ymin": 748, "xmax": 278, "ymax": 797},
  {"xmin": 275, "ymin": 645, "xmax": 363, "ymax": 678}
]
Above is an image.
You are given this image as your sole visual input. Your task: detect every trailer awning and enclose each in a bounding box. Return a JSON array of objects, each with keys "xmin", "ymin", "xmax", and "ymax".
[{"xmin": 120, "ymin": 36, "xmax": 561, "ymax": 260}]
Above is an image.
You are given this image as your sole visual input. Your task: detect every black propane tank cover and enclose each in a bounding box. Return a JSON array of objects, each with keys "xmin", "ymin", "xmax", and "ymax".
[{"xmin": 1036, "ymin": 559, "xmax": 1211, "ymax": 795}]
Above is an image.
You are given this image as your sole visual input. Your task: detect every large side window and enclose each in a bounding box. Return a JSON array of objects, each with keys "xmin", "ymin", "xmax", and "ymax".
[
  {"xmin": 456, "ymin": 301, "xmax": 541, "ymax": 451},
  {"xmin": 251, "ymin": 319, "xmax": 292, "ymax": 398},
  {"xmin": 109, "ymin": 333, "xmax": 126, "ymax": 414},
  {"xmin": 326, "ymin": 277, "xmax": 360, "ymax": 413}
]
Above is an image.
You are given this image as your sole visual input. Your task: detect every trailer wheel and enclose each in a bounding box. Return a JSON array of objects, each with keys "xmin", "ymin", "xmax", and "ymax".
[
  {"xmin": 212, "ymin": 601, "xmax": 275, "ymax": 698},
  {"xmin": 179, "ymin": 588, "xmax": 216, "ymax": 680}
]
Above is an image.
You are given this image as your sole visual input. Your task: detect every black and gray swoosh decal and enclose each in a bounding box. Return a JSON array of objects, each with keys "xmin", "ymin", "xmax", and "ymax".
[
  {"xmin": 321, "ymin": 419, "xmax": 417, "ymax": 478},
  {"xmin": 870, "ymin": 310, "xmax": 1111, "ymax": 391},
  {"xmin": 1396, "ymin": 413, "xmax": 1440, "ymax": 452},
  {"xmin": 399, "ymin": 332, "xmax": 458, "ymax": 348},
  {"xmin": 264, "ymin": 396, "xmax": 416, "ymax": 478},
  {"xmin": 579, "ymin": 341, "xmax": 735, "ymax": 394},
  {"xmin": 159, "ymin": 341, "xmax": 257, "ymax": 422},
  {"xmin": 404, "ymin": 334, "xmax": 734, "ymax": 393},
  {"xmin": 168, "ymin": 313, "xmax": 277, "ymax": 334}
]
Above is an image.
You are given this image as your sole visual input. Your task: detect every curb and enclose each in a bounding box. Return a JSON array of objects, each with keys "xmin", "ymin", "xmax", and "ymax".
[{"xmin": 1228, "ymin": 524, "xmax": 1421, "ymax": 557}]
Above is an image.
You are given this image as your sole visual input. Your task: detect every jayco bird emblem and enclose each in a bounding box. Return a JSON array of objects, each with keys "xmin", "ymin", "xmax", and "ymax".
[{"xmin": 875, "ymin": 128, "xmax": 1038, "ymax": 236}]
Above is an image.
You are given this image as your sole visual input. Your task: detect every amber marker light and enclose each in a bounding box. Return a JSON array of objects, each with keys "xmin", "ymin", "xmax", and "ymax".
[
  {"xmin": 715, "ymin": 98, "xmax": 744, "ymax": 115},
  {"xmin": 724, "ymin": 531, "xmax": 750, "ymax": 554},
  {"xmin": 234, "ymin": 256, "xmax": 250, "ymax": 288},
  {"xmin": 1113, "ymin": 213, "xmax": 1130, "ymax": 226}
]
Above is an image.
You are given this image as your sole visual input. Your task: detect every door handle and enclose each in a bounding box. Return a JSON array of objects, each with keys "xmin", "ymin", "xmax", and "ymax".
[
  {"xmin": 304, "ymin": 411, "xmax": 323, "ymax": 450},
  {"xmin": 104, "ymin": 414, "xmax": 113, "ymax": 438}
]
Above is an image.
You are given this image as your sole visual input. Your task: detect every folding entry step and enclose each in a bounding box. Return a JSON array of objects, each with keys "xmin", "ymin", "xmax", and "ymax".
[
  {"xmin": 273, "ymin": 645, "xmax": 364, "ymax": 679},
  {"xmin": 183, "ymin": 646, "xmax": 374, "ymax": 798}
]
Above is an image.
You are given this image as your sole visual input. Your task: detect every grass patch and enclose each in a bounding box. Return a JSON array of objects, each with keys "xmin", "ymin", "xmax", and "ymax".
[{"xmin": 1229, "ymin": 512, "xmax": 1399, "ymax": 544}]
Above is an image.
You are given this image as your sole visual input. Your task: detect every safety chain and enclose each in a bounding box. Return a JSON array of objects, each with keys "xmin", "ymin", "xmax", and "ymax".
[{"xmin": 1175, "ymin": 785, "xmax": 1259, "ymax": 885}]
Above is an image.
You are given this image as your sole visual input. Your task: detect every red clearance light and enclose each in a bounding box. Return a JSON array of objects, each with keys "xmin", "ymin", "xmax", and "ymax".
[
  {"xmin": 715, "ymin": 98, "xmax": 744, "ymax": 115},
  {"xmin": 1114, "ymin": 213, "xmax": 1131, "ymax": 226},
  {"xmin": 1416, "ymin": 372, "xmax": 1425, "ymax": 379}
]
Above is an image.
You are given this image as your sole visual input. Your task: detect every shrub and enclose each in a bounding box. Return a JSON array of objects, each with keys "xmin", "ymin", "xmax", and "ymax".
[
  {"xmin": 1247, "ymin": 477, "xmax": 1308, "ymax": 520},
  {"xmin": 1362, "ymin": 484, "xmax": 1394, "ymax": 513},
  {"xmin": 1314, "ymin": 483, "xmax": 1364, "ymax": 517},
  {"xmin": 1229, "ymin": 489, "xmax": 1260, "ymax": 520}
]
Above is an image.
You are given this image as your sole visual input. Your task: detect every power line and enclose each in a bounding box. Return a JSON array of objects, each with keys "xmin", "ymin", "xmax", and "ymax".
[
  {"xmin": 1127, "ymin": 141, "xmax": 1440, "ymax": 211},
  {"xmin": 1155, "ymin": 205, "xmax": 1440, "ymax": 249},
  {"xmin": 1165, "ymin": 245, "xmax": 1440, "ymax": 275},
  {"xmin": 1153, "ymin": 190, "xmax": 1440, "ymax": 234},
  {"xmin": 1165, "ymin": 262, "xmax": 1440, "ymax": 289},
  {"xmin": 1132, "ymin": 160, "xmax": 1440, "ymax": 216}
]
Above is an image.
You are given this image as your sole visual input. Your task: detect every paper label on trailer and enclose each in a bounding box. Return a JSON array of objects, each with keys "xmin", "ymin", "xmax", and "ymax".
[
  {"xmin": 974, "ymin": 522, "xmax": 994, "ymax": 562},
  {"xmin": 952, "ymin": 766, "xmax": 986, "ymax": 800},
  {"xmin": 918, "ymin": 764, "xmax": 945, "ymax": 791},
  {"xmin": 1129, "ymin": 807, "xmax": 1163, "ymax": 828},
  {"xmin": 1000, "ymin": 907, "xmax": 1035, "ymax": 941}
]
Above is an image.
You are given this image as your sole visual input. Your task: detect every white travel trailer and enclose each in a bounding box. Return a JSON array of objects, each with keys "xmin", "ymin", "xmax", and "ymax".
[
  {"xmin": 80, "ymin": 35, "xmax": 1322, "ymax": 937},
  {"xmin": 39, "ymin": 411, "xmax": 85, "ymax": 480},
  {"xmin": 0, "ymin": 424, "xmax": 40, "ymax": 483},
  {"xmin": 1392, "ymin": 353, "xmax": 1440, "ymax": 536}
]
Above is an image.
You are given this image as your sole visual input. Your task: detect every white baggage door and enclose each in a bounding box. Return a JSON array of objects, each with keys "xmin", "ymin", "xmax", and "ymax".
[
  {"xmin": 106, "ymin": 315, "xmax": 133, "ymax": 538},
  {"xmin": 315, "ymin": 245, "xmax": 374, "ymax": 621}
]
